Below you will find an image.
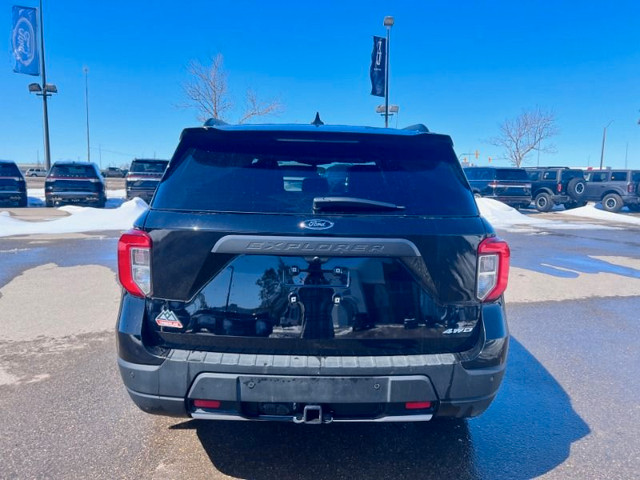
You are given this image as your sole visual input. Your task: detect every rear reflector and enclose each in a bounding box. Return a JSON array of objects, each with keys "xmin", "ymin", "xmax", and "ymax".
[
  {"xmin": 193, "ymin": 399, "xmax": 221, "ymax": 409},
  {"xmin": 117, "ymin": 229, "xmax": 152, "ymax": 297},
  {"xmin": 405, "ymin": 401, "xmax": 432, "ymax": 410},
  {"xmin": 477, "ymin": 237, "xmax": 510, "ymax": 302}
]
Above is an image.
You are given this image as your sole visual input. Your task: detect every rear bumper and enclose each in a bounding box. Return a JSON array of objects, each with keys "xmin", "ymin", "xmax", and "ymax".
[
  {"xmin": 117, "ymin": 297, "xmax": 508, "ymax": 422},
  {"xmin": 0, "ymin": 191, "xmax": 26, "ymax": 203},
  {"xmin": 46, "ymin": 191, "xmax": 102, "ymax": 204},
  {"xmin": 126, "ymin": 187, "xmax": 156, "ymax": 202}
]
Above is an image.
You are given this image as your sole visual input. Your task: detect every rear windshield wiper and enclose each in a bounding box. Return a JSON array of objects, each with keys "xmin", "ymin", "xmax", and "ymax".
[{"xmin": 313, "ymin": 196, "xmax": 406, "ymax": 213}]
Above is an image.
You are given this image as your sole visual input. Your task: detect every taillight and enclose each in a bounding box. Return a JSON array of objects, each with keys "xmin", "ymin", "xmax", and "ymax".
[
  {"xmin": 477, "ymin": 237, "xmax": 510, "ymax": 302},
  {"xmin": 117, "ymin": 229, "xmax": 152, "ymax": 297},
  {"xmin": 557, "ymin": 183, "xmax": 563, "ymax": 193},
  {"xmin": 628, "ymin": 183, "xmax": 635, "ymax": 193}
]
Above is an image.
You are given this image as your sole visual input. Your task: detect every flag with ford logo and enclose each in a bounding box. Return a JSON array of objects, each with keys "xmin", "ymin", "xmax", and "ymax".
[
  {"xmin": 11, "ymin": 6, "xmax": 40, "ymax": 76},
  {"xmin": 369, "ymin": 36, "xmax": 386, "ymax": 97}
]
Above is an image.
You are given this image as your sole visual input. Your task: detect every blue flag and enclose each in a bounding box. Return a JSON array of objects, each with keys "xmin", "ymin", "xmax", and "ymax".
[
  {"xmin": 369, "ymin": 36, "xmax": 386, "ymax": 97},
  {"xmin": 12, "ymin": 6, "xmax": 40, "ymax": 76}
]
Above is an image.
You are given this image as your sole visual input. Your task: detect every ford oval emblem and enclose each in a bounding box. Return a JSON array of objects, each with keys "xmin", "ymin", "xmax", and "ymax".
[{"xmin": 300, "ymin": 219, "xmax": 334, "ymax": 230}]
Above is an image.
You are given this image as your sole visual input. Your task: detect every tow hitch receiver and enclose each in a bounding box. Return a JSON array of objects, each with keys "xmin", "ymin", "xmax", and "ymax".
[{"xmin": 293, "ymin": 405, "xmax": 329, "ymax": 424}]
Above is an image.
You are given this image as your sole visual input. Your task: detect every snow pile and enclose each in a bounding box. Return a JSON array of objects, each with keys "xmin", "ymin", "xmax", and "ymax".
[
  {"xmin": 556, "ymin": 204, "xmax": 640, "ymax": 226},
  {"xmin": 475, "ymin": 198, "xmax": 614, "ymax": 232},
  {"xmin": 476, "ymin": 198, "xmax": 548, "ymax": 230},
  {"xmin": 0, "ymin": 198, "xmax": 148, "ymax": 238}
]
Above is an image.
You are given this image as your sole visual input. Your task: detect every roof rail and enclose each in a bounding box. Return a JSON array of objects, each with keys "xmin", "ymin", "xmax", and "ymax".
[
  {"xmin": 204, "ymin": 118, "xmax": 228, "ymax": 127},
  {"xmin": 402, "ymin": 124, "xmax": 429, "ymax": 133}
]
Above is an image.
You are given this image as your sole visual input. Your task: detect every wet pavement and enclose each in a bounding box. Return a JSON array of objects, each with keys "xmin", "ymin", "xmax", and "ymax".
[{"xmin": 0, "ymin": 226, "xmax": 639, "ymax": 479}]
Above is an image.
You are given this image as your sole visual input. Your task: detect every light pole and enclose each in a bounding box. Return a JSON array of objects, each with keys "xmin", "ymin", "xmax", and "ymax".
[
  {"xmin": 599, "ymin": 120, "xmax": 613, "ymax": 170},
  {"xmin": 383, "ymin": 16, "xmax": 394, "ymax": 128},
  {"xmin": 84, "ymin": 66, "xmax": 91, "ymax": 162},
  {"xmin": 28, "ymin": 0, "xmax": 56, "ymax": 171}
]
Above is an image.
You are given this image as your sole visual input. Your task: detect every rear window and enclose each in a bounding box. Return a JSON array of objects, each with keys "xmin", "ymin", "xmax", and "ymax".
[
  {"xmin": 632, "ymin": 172, "xmax": 640, "ymax": 183},
  {"xmin": 610, "ymin": 171, "xmax": 628, "ymax": 182},
  {"xmin": 0, "ymin": 163, "xmax": 21, "ymax": 177},
  {"xmin": 495, "ymin": 169, "xmax": 529, "ymax": 181},
  {"xmin": 154, "ymin": 135, "xmax": 477, "ymax": 216},
  {"xmin": 130, "ymin": 160, "xmax": 168, "ymax": 173},
  {"xmin": 50, "ymin": 164, "xmax": 97, "ymax": 178}
]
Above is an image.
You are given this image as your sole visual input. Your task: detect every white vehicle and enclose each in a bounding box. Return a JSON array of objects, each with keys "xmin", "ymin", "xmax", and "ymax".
[{"xmin": 25, "ymin": 168, "xmax": 48, "ymax": 177}]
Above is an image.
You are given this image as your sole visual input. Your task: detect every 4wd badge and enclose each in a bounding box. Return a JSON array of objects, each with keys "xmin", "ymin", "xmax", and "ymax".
[
  {"xmin": 156, "ymin": 309, "xmax": 183, "ymax": 328},
  {"xmin": 300, "ymin": 219, "xmax": 334, "ymax": 230}
]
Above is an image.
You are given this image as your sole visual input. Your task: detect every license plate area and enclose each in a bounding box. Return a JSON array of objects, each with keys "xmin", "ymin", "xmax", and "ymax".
[{"xmin": 238, "ymin": 375, "xmax": 390, "ymax": 403}]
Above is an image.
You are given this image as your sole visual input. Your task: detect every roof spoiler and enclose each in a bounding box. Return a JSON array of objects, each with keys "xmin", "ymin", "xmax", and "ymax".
[{"xmin": 402, "ymin": 124, "xmax": 429, "ymax": 133}]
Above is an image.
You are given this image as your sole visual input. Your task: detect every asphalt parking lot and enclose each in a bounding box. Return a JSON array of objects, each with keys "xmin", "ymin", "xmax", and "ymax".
[{"xmin": 0, "ymin": 209, "xmax": 639, "ymax": 479}]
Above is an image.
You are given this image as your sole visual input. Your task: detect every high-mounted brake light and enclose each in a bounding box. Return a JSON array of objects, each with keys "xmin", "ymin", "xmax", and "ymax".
[
  {"xmin": 117, "ymin": 229, "xmax": 152, "ymax": 297},
  {"xmin": 477, "ymin": 237, "xmax": 510, "ymax": 302}
]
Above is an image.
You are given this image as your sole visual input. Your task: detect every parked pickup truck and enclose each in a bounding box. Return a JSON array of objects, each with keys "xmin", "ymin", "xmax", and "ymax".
[
  {"xmin": 125, "ymin": 159, "xmax": 168, "ymax": 203},
  {"xmin": 116, "ymin": 119, "xmax": 511, "ymax": 424}
]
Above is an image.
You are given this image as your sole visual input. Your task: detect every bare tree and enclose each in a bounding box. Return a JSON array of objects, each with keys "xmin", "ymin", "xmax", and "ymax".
[
  {"xmin": 182, "ymin": 54, "xmax": 282, "ymax": 123},
  {"xmin": 490, "ymin": 107, "xmax": 559, "ymax": 167}
]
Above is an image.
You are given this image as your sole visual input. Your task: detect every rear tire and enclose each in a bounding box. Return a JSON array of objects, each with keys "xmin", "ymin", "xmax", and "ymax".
[
  {"xmin": 45, "ymin": 199, "xmax": 53, "ymax": 208},
  {"xmin": 534, "ymin": 192, "xmax": 553, "ymax": 212},
  {"xmin": 17, "ymin": 195, "xmax": 28, "ymax": 208},
  {"xmin": 566, "ymin": 178, "xmax": 586, "ymax": 201},
  {"xmin": 602, "ymin": 193, "xmax": 623, "ymax": 213}
]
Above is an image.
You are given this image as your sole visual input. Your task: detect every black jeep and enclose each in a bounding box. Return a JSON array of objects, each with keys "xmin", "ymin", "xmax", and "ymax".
[
  {"xmin": 116, "ymin": 121, "xmax": 510, "ymax": 424},
  {"xmin": 525, "ymin": 167, "xmax": 586, "ymax": 212},
  {"xmin": 582, "ymin": 169, "xmax": 640, "ymax": 213}
]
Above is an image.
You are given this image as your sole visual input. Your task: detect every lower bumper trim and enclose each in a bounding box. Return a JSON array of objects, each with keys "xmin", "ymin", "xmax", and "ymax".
[{"xmin": 190, "ymin": 411, "xmax": 433, "ymax": 423}]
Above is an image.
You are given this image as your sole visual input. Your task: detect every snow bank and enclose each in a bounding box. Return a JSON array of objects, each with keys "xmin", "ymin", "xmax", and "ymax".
[
  {"xmin": 556, "ymin": 204, "xmax": 640, "ymax": 226},
  {"xmin": 0, "ymin": 198, "xmax": 148, "ymax": 238},
  {"xmin": 475, "ymin": 198, "xmax": 615, "ymax": 231}
]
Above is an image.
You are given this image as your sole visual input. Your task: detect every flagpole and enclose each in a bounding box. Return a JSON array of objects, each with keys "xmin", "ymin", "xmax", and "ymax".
[
  {"xmin": 383, "ymin": 16, "xmax": 394, "ymax": 128},
  {"xmin": 39, "ymin": 0, "xmax": 52, "ymax": 171}
]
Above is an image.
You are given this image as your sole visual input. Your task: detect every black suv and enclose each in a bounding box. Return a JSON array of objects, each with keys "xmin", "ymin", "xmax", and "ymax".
[
  {"xmin": 45, "ymin": 161, "xmax": 106, "ymax": 208},
  {"xmin": 0, "ymin": 160, "xmax": 27, "ymax": 207},
  {"xmin": 525, "ymin": 167, "xmax": 586, "ymax": 212},
  {"xmin": 116, "ymin": 122, "xmax": 510, "ymax": 424},
  {"xmin": 582, "ymin": 169, "xmax": 640, "ymax": 212},
  {"xmin": 125, "ymin": 159, "xmax": 169, "ymax": 202},
  {"xmin": 463, "ymin": 167, "xmax": 532, "ymax": 209}
]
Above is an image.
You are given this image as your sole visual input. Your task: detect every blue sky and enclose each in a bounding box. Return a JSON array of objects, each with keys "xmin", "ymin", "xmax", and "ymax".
[{"xmin": 2, "ymin": 1, "xmax": 639, "ymax": 168}]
